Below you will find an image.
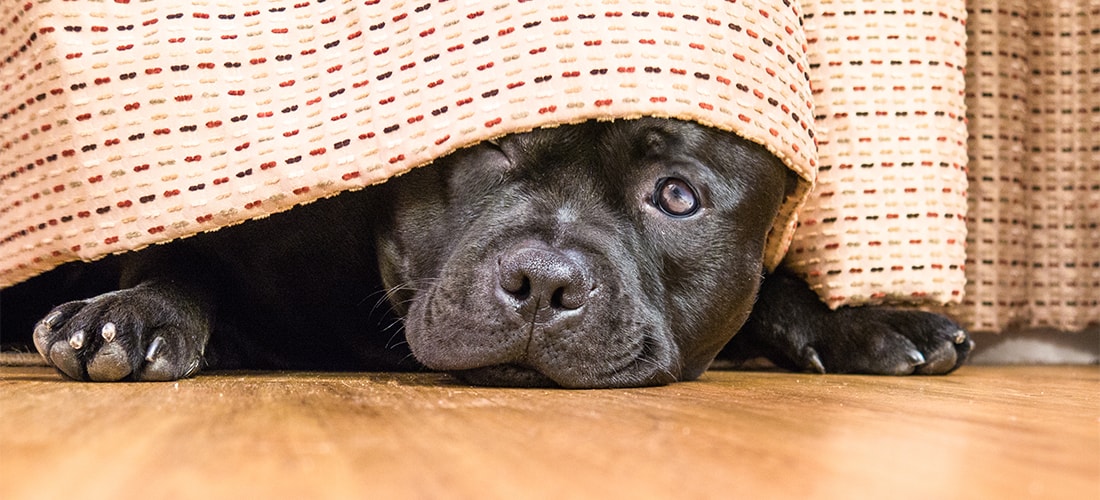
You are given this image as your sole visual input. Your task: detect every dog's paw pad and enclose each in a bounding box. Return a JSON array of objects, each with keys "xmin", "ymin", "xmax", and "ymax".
[
  {"xmin": 32, "ymin": 290, "xmax": 205, "ymax": 382},
  {"xmin": 46, "ymin": 338, "xmax": 86, "ymax": 381},
  {"xmin": 847, "ymin": 331, "xmax": 927, "ymax": 375},
  {"xmin": 87, "ymin": 341, "xmax": 132, "ymax": 382},
  {"xmin": 138, "ymin": 336, "xmax": 199, "ymax": 381}
]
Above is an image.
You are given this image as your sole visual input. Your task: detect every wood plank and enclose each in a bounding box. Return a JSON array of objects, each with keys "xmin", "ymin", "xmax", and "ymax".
[{"xmin": 1, "ymin": 366, "xmax": 1097, "ymax": 499}]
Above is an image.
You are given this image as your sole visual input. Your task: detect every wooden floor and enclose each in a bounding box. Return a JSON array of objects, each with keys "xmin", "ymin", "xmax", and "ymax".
[{"xmin": 1, "ymin": 365, "xmax": 1096, "ymax": 500}]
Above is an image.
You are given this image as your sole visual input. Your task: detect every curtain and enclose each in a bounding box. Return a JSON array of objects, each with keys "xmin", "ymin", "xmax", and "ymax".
[{"xmin": 960, "ymin": 0, "xmax": 1099, "ymax": 332}]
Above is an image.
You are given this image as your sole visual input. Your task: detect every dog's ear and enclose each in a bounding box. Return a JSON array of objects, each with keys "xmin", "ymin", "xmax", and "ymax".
[
  {"xmin": 757, "ymin": 169, "xmax": 804, "ymax": 269},
  {"xmin": 783, "ymin": 169, "xmax": 801, "ymax": 200}
]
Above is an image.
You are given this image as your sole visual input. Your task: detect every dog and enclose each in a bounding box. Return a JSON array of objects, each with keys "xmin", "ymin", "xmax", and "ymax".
[{"xmin": 19, "ymin": 118, "xmax": 972, "ymax": 388}]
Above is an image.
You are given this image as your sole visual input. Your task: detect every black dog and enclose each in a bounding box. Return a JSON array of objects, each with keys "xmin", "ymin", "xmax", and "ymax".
[{"xmin": 21, "ymin": 118, "xmax": 971, "ymax": 387}]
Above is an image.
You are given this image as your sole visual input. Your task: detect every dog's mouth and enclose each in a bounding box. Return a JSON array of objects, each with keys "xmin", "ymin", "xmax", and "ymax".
[
  {"xmin": 452, "ymin": 364, "xmax": 559, "ymax": 388},
  {"xmin": 446, "ymin": 334, "xmax": 682, "ymax": 388}
]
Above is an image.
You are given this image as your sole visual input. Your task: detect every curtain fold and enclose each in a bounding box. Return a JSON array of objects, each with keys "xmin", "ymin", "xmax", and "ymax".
[
  {"xmin": 788, "ymin": 0, "xmax": 971, "ymax": 309},
  {"xmin": 960, "ymin": 0, "xmax": 1099, "ymax": 332}
]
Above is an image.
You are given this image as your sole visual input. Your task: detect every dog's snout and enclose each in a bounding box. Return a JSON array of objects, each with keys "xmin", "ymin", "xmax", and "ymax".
[{"xmin": 498, "ymin": 245, "xmax": 592, "ymax": 314}]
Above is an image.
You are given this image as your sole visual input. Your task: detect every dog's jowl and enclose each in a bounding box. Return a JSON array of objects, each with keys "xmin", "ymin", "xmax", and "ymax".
[{"xmin": 25, "ymin": 118, "xmax": 972, "ymax": 387}]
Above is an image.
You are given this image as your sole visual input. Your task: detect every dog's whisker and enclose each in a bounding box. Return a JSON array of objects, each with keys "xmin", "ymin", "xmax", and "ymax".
[
  {"xmin": 363, "ymin": 285, "xmax": 407, "ymax": 313},
  {"xmin": 396, "ymin": 351, "xmax": 419, "ymax": 365},
  {"xmin": 381, "ymin": 318, "xmax": 405, "ymax": 335},
  {"xmin": 358, "ymin": 287, "xmax": 392, "ymax": 306},
  {"xmin": 365, "ymin": 277, "xmax": 442, "ymax": 316}
]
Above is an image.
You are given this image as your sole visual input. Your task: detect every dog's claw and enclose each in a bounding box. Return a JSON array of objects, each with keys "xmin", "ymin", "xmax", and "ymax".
[
  {"xmin": 32, "ymin": 323, "xmax": 51, "ymax": 358},
  {"xmin": 145, "ymin": 336, "xmax": 165, "ymax": 362},
  {"xmin": 101, "ymin": 322, "xmax": 117, "ymax": 343},
  {"xmin": 183, "ymin": 359, "xmax": 201, "ymax": 378},
  {"xmin": 68, "ymin": 330, "xmax": 86, "ymax": 350},
  {"xmin": 952, "ymin": 329, "xmax": 967, "ymax": 344},
  {"xmin": 802, "ymin": 346, "xmax": 826, "ymax": 374},
  {"xmin": 34, "ymin": 311, "xmax": 68, "ymax": 358},
  {"xmin": 44, "ymin": 311, "xmax": 63, "ymax": 328},
  {"xmin": 906, "ymin": 349, "xmax": 927, "ymax": 366}
]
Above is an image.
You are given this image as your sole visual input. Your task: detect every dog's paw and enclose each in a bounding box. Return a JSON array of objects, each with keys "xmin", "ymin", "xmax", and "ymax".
[
  {"xmin": 722, "ymin": 271, "xmax": 974, "ymax": 376},
  {"xmin": 800, "ymin": 308, "xmax": 973, "ymax": 375},
  {"xmin": 32, "ymin": 287, "xmax": 209, "ymax": 382}
]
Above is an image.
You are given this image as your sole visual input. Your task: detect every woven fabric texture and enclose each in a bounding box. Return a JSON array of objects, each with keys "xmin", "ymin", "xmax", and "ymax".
[
  {"xmin": 784, "ymin": 0, "xmax": 970, "ymax": 309},
  {"xmin": 1, "ymin": 0, "xmax": 983, "ymax": 319},
  {"xmin": 959, "ymin": 0, "xmax": 1099, "ymax": 332},
  {"xmin": 0, "ymin": 0, "xmax": 817, "ymax": 288}
]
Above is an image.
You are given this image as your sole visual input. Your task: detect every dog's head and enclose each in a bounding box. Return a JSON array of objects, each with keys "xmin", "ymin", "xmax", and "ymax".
[{"xmin": 374, "ymin": 118, "xmax": 795, "ymax": 388}]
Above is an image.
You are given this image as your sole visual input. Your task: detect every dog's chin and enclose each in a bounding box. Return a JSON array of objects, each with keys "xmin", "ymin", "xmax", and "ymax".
[
  {"xmin": 452, "ymin": 364, "xmax": 559, "ymax": 388},
  {"xmin": 450, "ymin": 360, "xmax": 684, "ymax": 389}
]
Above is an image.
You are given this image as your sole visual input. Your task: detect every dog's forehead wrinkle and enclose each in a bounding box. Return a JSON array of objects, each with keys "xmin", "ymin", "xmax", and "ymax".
[
  {"xmin": 508, "ymin": 124, "xmax": 595, "ymax": 164},
  {"xmin": 630, "ymin": 118, "xmax": 707, "ymax": 154},
  {"xmin": 508, "ymin": 173, "xmax": 610, "ymax": 233}
]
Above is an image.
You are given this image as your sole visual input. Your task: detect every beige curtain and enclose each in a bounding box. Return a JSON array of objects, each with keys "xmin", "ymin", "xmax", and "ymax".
[
  {"xmin": 960, "ymin": 0, "xmax": 1099, "ymax": 332},
  {"xmin": 789, "ymin": 0, "xmax": 971, "ymax": 311}
]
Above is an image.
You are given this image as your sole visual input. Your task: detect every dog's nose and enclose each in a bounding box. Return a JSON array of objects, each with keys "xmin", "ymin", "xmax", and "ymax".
[{"xmin": 497, "ymin": 245, "xmax": 592, "ymax": 315}]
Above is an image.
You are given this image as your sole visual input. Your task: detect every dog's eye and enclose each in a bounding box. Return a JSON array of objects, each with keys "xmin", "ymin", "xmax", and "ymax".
[{"xmin": 653, "ymin": 177, "xmax": 699, "ymax": 217}]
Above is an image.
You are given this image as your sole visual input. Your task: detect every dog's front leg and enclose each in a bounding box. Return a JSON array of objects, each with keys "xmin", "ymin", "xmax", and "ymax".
[
  {"xmin": 720, "ymin": 270, "xmax": 973, "ymax": 375},
  {"xmin": 32, "ymin": 248, "xmax": 216, "ymax": 382}
]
